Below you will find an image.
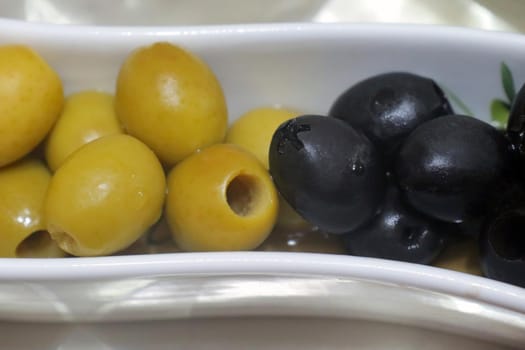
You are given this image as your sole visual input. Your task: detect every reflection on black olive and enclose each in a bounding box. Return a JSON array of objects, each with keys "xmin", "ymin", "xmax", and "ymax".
[
  {"xmin": 329, "ymin": 72, "xmax": 453, "ymax": 156},
  {"xmin": 396, "ymin": 115, "xmax": 513, "ymax": 223}
]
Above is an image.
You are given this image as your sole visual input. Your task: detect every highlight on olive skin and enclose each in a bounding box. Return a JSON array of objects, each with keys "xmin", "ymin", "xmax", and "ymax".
[
  {"xmin": 329, "ymin": 72, "xmax": 453, "ymax": 157},
  {"xmin": 45, "ymin": 90, "xmax": 123, "ymax": 171},
  {"xmin": 115, "ymin": 42, "xmax": 228, "ymax": 166},
  {"xmin": 395, "ymin": 115, "xmax": 513, "ymax": 224}
]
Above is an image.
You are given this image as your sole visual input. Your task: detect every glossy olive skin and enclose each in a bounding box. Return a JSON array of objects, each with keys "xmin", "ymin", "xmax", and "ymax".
[
  {"xmin": 506, "ymin": 83, "xmax": 525, "ymax": 150},
  {"xmin": 479, "ymin": 207, "xmax": 525, "ymax": 287},
  {"xmin": 45, "ymin": 90, "xmax": 123, "ymax": 171},
  {"xmin": 0, "ymin": 45, "xmax": 63, "ymax": 167},
  {"xmin": 343, "ymin": 184, "xmax": 450, "ymax": 264},
  {"xmin": 480, "ymin": 84, "xmax": 525, "ymax": 286},
  {"xmin": 269, "ymin": 115, "xmax": 386, "ymax": 234},
  {"xmin": 226, "ymin": 106, "xmax": 307, "ymax": 229},
  {"xmin": 45, "ymin": 135, "xmax": 166, "ymax": 256},
  {"xmin": 166, "ymin": 144, "xmax": 279, "ymax": 251},
  {"xmin": 115, "ymin": 42, "xmax": 227, "ymax": 166},
  {"xmin": 0, "ymin": 158, "xmax": 65, "ymax": 258},
  {"xmin": 396, "ymin": 115, "xmax": 513, "ymax": 223},
  {"xmin": 506, "ymin": 83, "xmax": 525, "ymax": 174},
  {"xmin": 226, "ymin": 107, "xmax": 299, "ymax": 169},
  {"xmin": 329, "ymin": 72, "xmax": 452, "ymax": 155}
]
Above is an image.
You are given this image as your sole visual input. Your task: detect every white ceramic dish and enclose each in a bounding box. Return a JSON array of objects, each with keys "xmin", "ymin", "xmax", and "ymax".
[
  {"xmin": 0, "ymin": 317, "xmax": 520, "ymax": 350},
  {"xmin": 0, "ymin": 19, "xmax": 525, "ymax": 347}
]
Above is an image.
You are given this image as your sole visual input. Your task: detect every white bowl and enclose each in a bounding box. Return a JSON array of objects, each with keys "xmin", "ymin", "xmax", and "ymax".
[{"xmin": 0, "ymin": 19, "xmax": 525, "ymax": 348}]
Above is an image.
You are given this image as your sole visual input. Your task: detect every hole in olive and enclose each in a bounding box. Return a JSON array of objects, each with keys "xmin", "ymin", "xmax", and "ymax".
[
  {"xmin": 226, "ymin": 174, "xmax": 265, "ymax": 217},
  {"xmin": 16, "ymin": 231, "xmax": 57, "ymax": 258},
  {"xmin": 488, "ymin": 213, "xmax": 525, "ymax": 260}
]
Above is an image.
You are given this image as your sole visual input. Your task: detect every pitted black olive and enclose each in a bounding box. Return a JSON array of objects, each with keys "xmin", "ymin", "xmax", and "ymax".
[
  {"xmin": 269, "ymin": 115, "xmax": 386, "ymax": 234},
  {"xmin": 329, "ymin": 72, "xmax": 453, "ymax": 156},
  {"xmin": 506, "ymin": 83, "xmax": 525, "ymax": 174},
  {"xmin": 343, "ymin": 183, "xmax": 451, "ymax": 264},
  {"xmin": 480, "ymin": 207, "xmax": 525, "ymax": 288},
  {"xmin": 396, "ymin": 114, "xmax": 513, "ymax": 223}
]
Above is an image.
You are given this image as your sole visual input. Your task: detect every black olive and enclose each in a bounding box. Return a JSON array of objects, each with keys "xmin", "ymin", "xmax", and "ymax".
[
  {"xmin": 480, "ymin": 207, "xmax": 525, "ymax": 288},
  {"xmin": 329, "ymin": 72, "xmax": 453, "ymax": 156},
  {"xmin": 396, "ymin": 115, "xmax": 513, "ymax": 223},
  {"xmin": 343, "ymin": 183, "xmax": 450, "ymax": 264},
  {"xmin": 506, "ymin": 83, "xmax": 525, "ymax": 172},
  {"xmin": 506, "ymin": 83, "xmax": 525, "ymax": 150},
  {"xmin": 269, "ymin": 115, "xmax": 386, "ymax": 234},
  {"xmin": 454, "ymin": 179, "xmax": 525, "ymax": 238}
]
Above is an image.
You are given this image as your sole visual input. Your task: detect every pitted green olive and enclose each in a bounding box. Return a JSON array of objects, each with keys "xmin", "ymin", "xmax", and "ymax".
[
  {"xmin": 45, "ymin": 134, "xmax": 166, "ymax": 256},
  {"xmin": 0, "ymin": 158, "xmax": 65, "ymax": 258},
  {"xmin": 166, "ymin": 144, "xmax": 279, "ymax": 251}
]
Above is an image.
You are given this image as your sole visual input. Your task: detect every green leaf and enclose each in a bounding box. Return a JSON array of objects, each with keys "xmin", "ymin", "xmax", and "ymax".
[
  {"xmin": 490, "ymin": 99, "xmax": 510, "ymax": 128},
  {"xmin": 501, "ymin": 62, "xmax": 516, "ymax": 103}
]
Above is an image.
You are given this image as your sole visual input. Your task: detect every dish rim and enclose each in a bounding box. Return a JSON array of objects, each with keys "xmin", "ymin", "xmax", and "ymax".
[
  {"xmin": 2, "ymin": 251, "xmax": 525, "ymax": 314},
  {"xmin": 1, "ymin": 17, "xmax": 525, "ymax": 45}
]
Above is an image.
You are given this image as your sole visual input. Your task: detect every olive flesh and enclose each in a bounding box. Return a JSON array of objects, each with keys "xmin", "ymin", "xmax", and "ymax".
[
  {"xmin": 329, "ymin": 72, "xmax": 453, "ymax": 155},
  {"xmin": 269, "ymin": 115, "xmax": 386, "ymax": 234},
  {"xmin": 396, "ymin": 115, "xmax": 513, "ymax": 223}
]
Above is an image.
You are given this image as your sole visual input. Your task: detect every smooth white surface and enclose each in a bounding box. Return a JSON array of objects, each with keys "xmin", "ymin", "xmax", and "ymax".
[
  {"xmin": 2, "ymin": 20, "xmax": 524, "ymax": 123},
  {"xmin": 2, "ymin": 255, "xmax": 525, "ymax": 346},
  {"xmin": 0, "ymin": 19, "xmax": 524, "ymax": 348},
  {"xmin": 0, "ymin": 318, "xmax": 517, "ymax": 350}
]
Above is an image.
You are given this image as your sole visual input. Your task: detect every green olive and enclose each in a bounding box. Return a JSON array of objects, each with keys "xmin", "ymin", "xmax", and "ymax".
[
  {"xmin": 226, "ymin": 107, "xmax": 308, "ymax": 229},
  {"xmin": 276, "ymin": 195, "xmax": 311, "ymax": 229},
  {"xmin": 166, "ymin": 143, "xmax": 279, "ymax": 251},
  {"xmin": 0, "ymin": 158, "xmax": 65, "ymax": 258},
  {"xmin": 115, "ymin": 42, "xmax": 227, "ymax": 166},
  {"xmin": 45, "ymin": 90, "xmax": 123, "ymax": 171},
  {"xmin": 226, "ymin": 107, "xmax": 299, "ymax": 169},
  {"xmin": 0, "ymin": 45, "xmax": 64, "ymax": 167},
  {"xmin": 45, "ymin": 134, "xmax": 166, "ymax": 256}
]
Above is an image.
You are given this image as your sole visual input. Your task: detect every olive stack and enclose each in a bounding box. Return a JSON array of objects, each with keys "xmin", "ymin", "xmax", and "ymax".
[{"xmin": 269, "ymin": 73, "xmax": 525, "ymax": 288}]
